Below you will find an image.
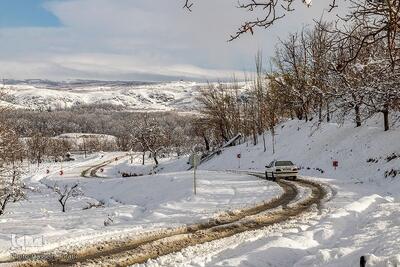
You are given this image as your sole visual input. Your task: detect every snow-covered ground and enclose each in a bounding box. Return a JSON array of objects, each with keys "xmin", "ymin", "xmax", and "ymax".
[
  {"xmin": 0, "ymin": 115, "xmax": 399, "ymax": 266},
  {"xmin": 99, "ymin": 153, "xmax": 187, "ymax": 178},
  {"xmin": 0, "ymin": 153, "xmax": 281, "ymax": 262},
  {"xmin": 153, "ymin": 116, "xmax": 399, "ymax": 267}
]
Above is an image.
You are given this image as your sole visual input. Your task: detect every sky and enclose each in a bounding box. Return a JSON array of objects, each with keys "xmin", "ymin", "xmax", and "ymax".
[{"xmin": 0, "ymin": 0, "xmax": 343, "ymax": 81}]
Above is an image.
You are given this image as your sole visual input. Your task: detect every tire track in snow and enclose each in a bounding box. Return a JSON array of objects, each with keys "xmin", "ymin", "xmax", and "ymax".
[
  {"xmin": 81, "ymin": 154, "xmax": 127, "ymax": 178},
  {"xmin": 13, "ymin": 172, "xmax": 328, "ymax": 267}
]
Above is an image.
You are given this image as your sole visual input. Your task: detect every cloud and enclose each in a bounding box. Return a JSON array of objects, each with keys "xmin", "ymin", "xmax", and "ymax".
[{"xmin": 0, "ymin": 0, "xmax": 345, "ymax": 81}]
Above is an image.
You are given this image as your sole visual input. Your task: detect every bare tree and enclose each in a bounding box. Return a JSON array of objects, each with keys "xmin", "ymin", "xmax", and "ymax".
[
  {"xmin": 49, "ymin": 183, "xmax": 83, "ymax": 212},
  {"xmin": 197, "ymin": 82, "xmax": 242, "ymax": 143},
  {"xmin": 0, "ymin": 106, "xmax": 25, "ymax": 216},
  {"xmin": 131, "ymin": 114, "xmax": 169, "ymax": 166},
  {"xmin": 47, "ymin": 138, "xmax": 72, "ymax": 162},
  {"xmin": 272, "ymin": 30, "xmax": 314, "ymax": 121},
  {"xmin": 27, "ymin": 132, "xmax": 49, "ymax": 166},
  {"xmin": 183, "ymin": 0, "xmax": 337, "ymax": 40}
]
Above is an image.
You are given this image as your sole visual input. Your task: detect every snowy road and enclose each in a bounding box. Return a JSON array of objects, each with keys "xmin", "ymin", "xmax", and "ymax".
[
  {"xmin": 1, "ymin": 154, "xmax": 285, "ymax": 266},
  {"xmin": 81, "ymin": 154, "xmax": 129, "ymax": 178},
  {"xmin": 11, "ymin": 171, "xmax": 328, "ymax": 266}
]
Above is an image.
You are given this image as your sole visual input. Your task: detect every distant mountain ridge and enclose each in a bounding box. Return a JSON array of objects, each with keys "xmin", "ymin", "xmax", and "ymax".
[
  {"xmin": 1, "ymin": 80, "xmax": 204, "ymax": 112},
  {"xmin": 3, "ymin": 79, "xmax": 155, "ymax": 89}
]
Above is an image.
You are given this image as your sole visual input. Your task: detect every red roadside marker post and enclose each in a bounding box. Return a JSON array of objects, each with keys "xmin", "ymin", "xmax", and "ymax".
[
  {"xmin": 333, "ymin": 160, "xmax": 338, "ymax": 170},
  {"xmin": 237, "ymin": 153, "xmax": 241, "ymax": 169}
]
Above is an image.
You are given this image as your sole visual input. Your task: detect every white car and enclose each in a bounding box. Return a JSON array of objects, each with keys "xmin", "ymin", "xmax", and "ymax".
[{"xmin": 265, "ymin": 160, "xmax": 299, "ymax": 181}]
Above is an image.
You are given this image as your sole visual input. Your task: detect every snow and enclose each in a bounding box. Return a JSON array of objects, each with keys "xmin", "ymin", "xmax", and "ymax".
[
  {"xmin": 2, "ymin": 81, "xmax": 204, "ymax": 112},
  {"xmin": 2, "ymin": 80, "xmax": 253, "ymax": 113},
  {"xmin": 99, "ymin": 153, "xmax": 188, "ymax": 178},
  {"xmin": 0, "ymin": 115, "xmax": 399, "ymax": 266},
  {"xmin": 148, "ymin": 116, "xmax": 400, "ymax": 267},
  {"xmin": 142, "ymin": 184, "xmax": 400, "ymax": 267},
  {"xmin": 56, "ymin": 133, "xmax": 116, "ymax": 140},
  {"xmin": 0, "ymin": 153, "xmax": 281, "ymax": 261},
  {"xmin": 200, "ymin": 116, "xmax": 400, "ymax": 187}
]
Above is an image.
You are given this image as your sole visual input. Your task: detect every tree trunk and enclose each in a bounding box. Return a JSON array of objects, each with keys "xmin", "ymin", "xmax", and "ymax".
[
  {"xmin": 153, "ymin": 152, "xmax": 159, "ymax": 166},
  {"xmin": 262, "ymin": 133, "xmax": 266, "ymax": 152},
  {"xmin": 318, "ymin": 97, "xmax": 323, "ymax": 122},
  {"xmin": 355, "ymin": 104, "xmax": 361, "ymax": 127},
  {"xmin": 203, "ymin": 135, "xmax": 210, "ymax": 151},
  {"xmin": 0, "ymin": 195, "xmax": 11, "ymax": 215},
  {"xmin": 383, "ymin": 108, "xmax": 389, "ymax": 131},
  {"xmin": 37, "ymin": 153, "xmax": 41, "ymax": 167},
  {"xmin": 59, "ymin": 199, "xmax": 66, "ymax": 212},
  {"xmin": 271, "ymin": 127, "xmax": 276, "ymax": 154},
  {"xmin": 142, "ymin": 151, "xmax": 145, "ymax": 165},
  {"xmin": 219, "ymin": 123, "xmax": 229, "ymax": 142},
  {"xmin": 326, "ymin": 102, "xmax": 330, "ymax": 122},
  {"xmin": 296, "ymin": 110, "xmax": 303, "ymax": 120}
]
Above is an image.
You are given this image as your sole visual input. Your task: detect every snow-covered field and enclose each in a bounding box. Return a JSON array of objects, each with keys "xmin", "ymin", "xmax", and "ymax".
[
  {"xmin": 1, "ymin": 80, "xmax": 204, "ymax": 112},
  {"xmin": 0, "ymin": 153, "xmax": 281, "ymax": 262},
  {"xmin": 0, "ymin": 115, "xmax": 399, "ymax": 266}
]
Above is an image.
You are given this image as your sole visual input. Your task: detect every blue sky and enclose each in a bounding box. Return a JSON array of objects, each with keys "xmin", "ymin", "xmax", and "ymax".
[
  {"xmin": 0, "ymin": 0, "xmax": 343, "ymax": 81},
  {"xmin": 0, "ymin": 0, "xmax": 61, "ymax": 27}
]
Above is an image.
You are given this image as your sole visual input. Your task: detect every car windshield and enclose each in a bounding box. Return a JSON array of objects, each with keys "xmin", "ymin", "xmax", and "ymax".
[{"xmin": 275, "ymin": 161, "xmax": 294, "ymax": 166}]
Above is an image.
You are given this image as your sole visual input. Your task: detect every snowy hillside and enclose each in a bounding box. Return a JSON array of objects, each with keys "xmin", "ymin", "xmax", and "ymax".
[
  {"xmin": 179, "ymin": 116, "xmax": 400, "ymax": 267},
  {"xmin": 1, "ymin": 80, "xmax": 205, "ymax": 112},
  {"xmin": 202, "ymin": 116, "xmax": 400, "ymax": 185}
]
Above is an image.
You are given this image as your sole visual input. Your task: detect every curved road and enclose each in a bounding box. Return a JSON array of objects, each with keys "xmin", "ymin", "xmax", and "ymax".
[
  {"xmin": 81, "ymin": 154, "xmax": 128, "ymax": 178},
  {"xmin": 16, "ymin": 161, "xmax": 328, "ymax": 267}
]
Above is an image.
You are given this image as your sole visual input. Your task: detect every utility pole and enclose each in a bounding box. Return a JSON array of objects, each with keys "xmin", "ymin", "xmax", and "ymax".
[
  {"xmin": 190, "ymin": 153, "xmax": 201, "ymax": 195},
  {"xmin": 193, "ymin": 161, "xmax": 197, "ymax": 195},
  {"xmin": 129, "ymin": 149, "xmax": 133, "ymax": 164},
  {"xmin": 82, "ymin": 136, "xmax": 87, "ymax": 158}
]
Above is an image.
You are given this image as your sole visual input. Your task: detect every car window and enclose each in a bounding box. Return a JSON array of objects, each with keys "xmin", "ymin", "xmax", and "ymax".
[{"xmin": 275, "ymin": 161, "xmax": 294, "ymax": 166}]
